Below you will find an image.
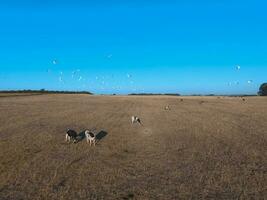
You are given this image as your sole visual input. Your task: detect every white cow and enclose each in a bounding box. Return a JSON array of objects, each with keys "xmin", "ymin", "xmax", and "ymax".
[
  {"xmin": 131, "ymin": 116, "xmax": 142, "ymax": 125},
  {"xmin": 165, "ymin": 106, "xmax": 170, "ymax": 110},
  {"xmin": 85, "ymin": 130, "xmax": 96, "ymax": 146}
]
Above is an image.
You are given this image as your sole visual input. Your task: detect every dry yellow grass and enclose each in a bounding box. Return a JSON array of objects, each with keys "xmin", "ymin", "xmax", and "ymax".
[{"xmin": 0, "ymin": 94, "xmax": 266, "ymax": 199}]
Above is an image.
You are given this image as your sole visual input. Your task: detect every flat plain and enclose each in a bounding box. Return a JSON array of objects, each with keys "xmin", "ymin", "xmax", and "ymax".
[{"xmin": 0, "ymin": 94, "xmax": 266, "ymax": 199}]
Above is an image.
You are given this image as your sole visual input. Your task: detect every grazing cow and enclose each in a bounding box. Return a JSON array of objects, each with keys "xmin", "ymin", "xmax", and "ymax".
[
  {"xmin": 242, "ymin": 98, "xmax": 246, "ymax": 101},
  {"xmin": 85, "ymin": 130, "xmax": 96, "ymax": 146},
  {"xmin": 165, "ymin": 106, "xmax": 170, "ymax": 110},
  {"xmin": 180, "ymin": 99, "xmax": 183, "ymax": 102},
  {"xmin": 131, "ymin": 116, "xmax": 142, "ymax": 125},
  {"xmin": 66, "ymin": 129, "xmax": 78, "ymax": 143},
  {"xmin": 199, "ymin": 100, "xmax": 205, "ymax": 104}
]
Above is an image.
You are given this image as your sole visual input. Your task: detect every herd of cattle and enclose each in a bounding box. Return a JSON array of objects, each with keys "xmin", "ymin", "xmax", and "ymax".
[
  {"xmin": 65, "ymin": 129, "xmax": 97, "ymax": 145},
  {"xmin": 65, "ymin": 115, "xmax": 142, "ymax": 145},
  {"xmin": 65, "ymin": 97, "xmax": 247, "ymax": 145}
]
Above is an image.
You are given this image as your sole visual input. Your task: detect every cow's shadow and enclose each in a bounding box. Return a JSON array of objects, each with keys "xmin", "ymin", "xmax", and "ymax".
[
  {"xmin": 76, "ymin": 130, "xmax": 86, "ymax": 142},
  {"xmin": 96, "ymin": 130, "xmax": 108, "ymax": 141}
]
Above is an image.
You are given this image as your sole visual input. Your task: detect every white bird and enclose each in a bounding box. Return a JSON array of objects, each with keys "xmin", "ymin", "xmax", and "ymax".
[
  {"xmin": 52, "ymin": 60, "xmax": 57, "ymax": 65},
  {"xmin": 107, "ymin": 54, "xmax": 113, "ymax": 59}
]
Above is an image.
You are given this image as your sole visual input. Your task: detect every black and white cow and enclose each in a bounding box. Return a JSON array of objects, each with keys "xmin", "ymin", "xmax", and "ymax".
[
  {"xmin": 131, "ymin": 116, "xmax": 142, "ymax": 125},
  {"xmin": 65, "ymin": 129, "xmax": 78, "ymax": 143},
  {"xmin": 85, "ymin": 130, "xmax": 96, "ymax": 146}
]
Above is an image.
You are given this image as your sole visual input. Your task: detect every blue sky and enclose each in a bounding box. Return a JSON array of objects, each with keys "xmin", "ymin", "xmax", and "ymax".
[{"xmin": 0, "ymin": 0, "xmax": 266, "ymax": 94}]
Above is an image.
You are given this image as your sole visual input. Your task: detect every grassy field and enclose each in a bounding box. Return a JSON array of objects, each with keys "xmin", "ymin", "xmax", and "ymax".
[{"xmin": 0, "ymin": 94, "xmax": 266, "ymax": 199}]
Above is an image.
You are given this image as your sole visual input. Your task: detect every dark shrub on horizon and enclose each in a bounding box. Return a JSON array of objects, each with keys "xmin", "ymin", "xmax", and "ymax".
[{"xmin": 258, "ymin": 83, "xmax": 267, "ymax": 96}]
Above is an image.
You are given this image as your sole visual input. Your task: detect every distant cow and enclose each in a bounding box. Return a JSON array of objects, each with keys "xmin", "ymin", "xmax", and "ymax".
[
  {"xmin": 165, "ymin": 106, "xmax": 171, "ymax": 110},
  {"xmin": 131, "ymin": 116, "xmax": 142, "ymax": 125},
  {"xmin": 199, "ymin": 100, "xmax": 205, "ymax": 104},
  {"xmin": 180, "ymin": 99, "xmax": 183, "ymax": 102},
  {"xmin": 85, "ymin": 130, "xmax": 96, "ymax": 146},
  {"xmin": 65, "ymin": 129, "xmax": 78, "ymax": 143}
]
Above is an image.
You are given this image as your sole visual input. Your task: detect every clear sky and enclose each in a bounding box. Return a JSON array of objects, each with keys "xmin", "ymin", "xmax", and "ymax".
[{"xmin": 0, "ymin": 0, "xmax": 266, "ymax": 94}]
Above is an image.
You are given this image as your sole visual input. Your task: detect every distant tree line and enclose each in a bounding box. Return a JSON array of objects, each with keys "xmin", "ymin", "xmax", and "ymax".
[
  {"xmin": 0, "ymin": 89, "xmax": 93, "ymax": 95},
  {"xmin": 1, "ymin": 83, "xmax": 266, "ymax": 96},
  {"xmin": 128, "ymin": 93, "xmax": 180, "ymax": 96}
]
